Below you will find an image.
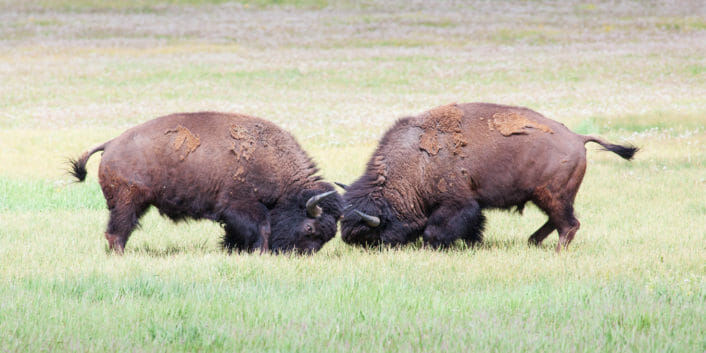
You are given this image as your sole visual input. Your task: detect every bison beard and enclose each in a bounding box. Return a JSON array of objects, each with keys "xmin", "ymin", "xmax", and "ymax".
[
  {"xmin": 69, "ymin": 112, "xmax": 342, "ymax": 255},
  {"xmin": 341, "ymin": 103, "xmax": 638, "ymax": 252}
]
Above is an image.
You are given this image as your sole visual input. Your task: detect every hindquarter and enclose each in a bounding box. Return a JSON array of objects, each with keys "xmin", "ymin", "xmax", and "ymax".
[{"xmin": 461, "ymin": 131, "xmax": 588, "ymax": 209}]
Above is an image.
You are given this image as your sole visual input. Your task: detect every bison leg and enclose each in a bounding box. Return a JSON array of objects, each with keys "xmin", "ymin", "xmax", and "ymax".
[
  {"xmin": 105, "ymin": 202, "xmax": 149, "ymax": 255},
  {"xmin": 532, "ymin": 186, "xmax": 581, "ymax": 252},
  {"xmin": 100, "ymin": 177, "xmax": 151, "ymax": 255},
  {"xmin": 461, "ymin": 211, "xmax": 486, "ymax": 247},
  {"xmin": 528, "ymin": 220, "xmax": 555, "ymax": 246},
  {"xmin": 554, "ymin": 208, "xmax": 580, "ymax": 252},
  {"xmin": 535, "ymin": 205, "xmax": 580, "ymax": 253},
  {"xmin": 422, "ymin": 200, "xmax": 484, "ymax": 249},
  {"xmin": 532, "ymin": 158, "xmax": 586, "ymax": 251},
  {"xmin": 220, "ymin": 204, "xmax": 270, "ymax": 253}
]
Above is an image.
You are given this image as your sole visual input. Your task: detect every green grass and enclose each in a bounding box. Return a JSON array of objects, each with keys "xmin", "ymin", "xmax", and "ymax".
[
  {"xmin": 2, "ymin": 262, "xmax": 702, "ymax": 351},
  {"xmin": 0, "ymin": 177, "xmax": 104, "ymax": 211},
  {"xmin": 1, "ymin": 0, "xmax": 705, "ymax": 352}
]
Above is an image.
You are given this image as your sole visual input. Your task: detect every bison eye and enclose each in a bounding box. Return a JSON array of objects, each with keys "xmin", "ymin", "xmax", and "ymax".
[{"xmin": 304, "ymin": 224, "xmax": 314, "ymax": 234}]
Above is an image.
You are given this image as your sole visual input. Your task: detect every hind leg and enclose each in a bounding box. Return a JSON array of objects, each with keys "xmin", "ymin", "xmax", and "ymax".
[
  {"xmin": 101, "ymin": 180, "xmax": 150, "ymax": 255},
  {"xmin": 553, "ymin": 207, "xmax": 580, "ymax": 252},
  {"xmin": 423, "ymin": 200, "xmax": 485, "ymax": 249},
  {"xmin": 532, "ymin": 158, "xmax": 586, "ymax": 251},
  {"xmin": 532, "ymin": 186, "xmax": 581, "ymax": 252},
  {"xmin": 528, "ymin": 220, "xmax": 555, "ymax": 246},
  {"xmin": 105, "ymin": 202, "xmax": 149, "ymax": 255}
]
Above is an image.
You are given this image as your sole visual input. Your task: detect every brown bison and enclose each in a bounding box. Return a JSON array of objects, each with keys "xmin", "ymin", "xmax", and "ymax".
[
  {"xmin": 341, "ymin": 103, "xmax": 638, "ymax": 252},
  {"xmin": 70, "ymin": 112, "xmax": 342, "ymax": 255}
]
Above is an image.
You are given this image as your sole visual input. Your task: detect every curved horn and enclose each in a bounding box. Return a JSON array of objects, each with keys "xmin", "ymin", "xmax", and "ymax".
[
  {"xmin": 354, "ymin": 210, "xmax": 381, "ymax": 228},
  {"xmin": 306, "ymin": 190, "xmax": 336, "ymax": 218},
  {"xmin": 334, "ymin": 182, "xmax": 348, "ymax": 190}
]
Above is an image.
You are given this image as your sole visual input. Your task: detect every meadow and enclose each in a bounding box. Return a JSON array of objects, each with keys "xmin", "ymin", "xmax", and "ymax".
[{"xmin": 0, "ymin": 0, "xmax": 704, "ymax": 351}]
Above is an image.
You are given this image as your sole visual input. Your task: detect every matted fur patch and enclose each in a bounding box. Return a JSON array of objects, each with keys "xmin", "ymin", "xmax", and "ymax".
[
  {"xmin": 419, "ymin": 103, "xmax": 467, "ymax": 156},
  {"xmin": 488, "ymin": 111, "xmax": 553, "ymax": 136},
  {"xmin": 165, "ymin": 125, "xmax": 200, "ymax": 161}
]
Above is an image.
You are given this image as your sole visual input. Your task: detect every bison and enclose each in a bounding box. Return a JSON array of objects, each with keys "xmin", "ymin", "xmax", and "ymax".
[
  {"xmin": 69, "ymin": 112, "xmax": 342, "ymax": 255},
  {"xmin": 340, "ymin": 103, "xmax": 638, "ymax": 252}
]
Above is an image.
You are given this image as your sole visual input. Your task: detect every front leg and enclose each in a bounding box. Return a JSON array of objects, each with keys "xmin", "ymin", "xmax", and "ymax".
[
  {"xmin": 422, "ymin": 200, "xmax": 485, "ymax": 249},
  {"xmin": 255, "ymin": 222, "xmax": 271, "ymax": 254},
  {"xmin": 220, "ymin": 203, "xmax": 271, "ymax": 253}
]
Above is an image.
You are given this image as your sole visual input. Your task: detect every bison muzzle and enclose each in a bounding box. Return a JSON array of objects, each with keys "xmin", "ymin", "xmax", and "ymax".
[
  {"xmin": 70, "ymin": 112, "xmax": 342, "ymax": 255},
  {"xmin": 340, "ymin": 103, "xmax": 638, "ymax": 252}
]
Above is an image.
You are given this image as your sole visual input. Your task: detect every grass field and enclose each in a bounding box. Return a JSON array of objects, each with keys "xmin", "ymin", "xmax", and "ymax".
[{"xmin": 1, "ymin": 0, "xmax": 705, "ymax": 351}]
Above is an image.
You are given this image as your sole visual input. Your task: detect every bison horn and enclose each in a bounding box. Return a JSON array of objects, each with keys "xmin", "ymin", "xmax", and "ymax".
[
  {"xmin": 334, "ymin": 182, "xmax": 348, "ymax": 190},
  {"xmin": 354, "ymin": 210, "xmax": 381, "ymax": 228},
  {"xmin": 306, "ymin": 190, "xmax": 336, "ymax": 218}
]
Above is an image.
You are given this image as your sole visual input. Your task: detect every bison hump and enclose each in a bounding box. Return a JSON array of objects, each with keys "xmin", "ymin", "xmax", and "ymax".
[{"xmin": 418, "ymin": 103, "xmax": 467, "ymax": 156}]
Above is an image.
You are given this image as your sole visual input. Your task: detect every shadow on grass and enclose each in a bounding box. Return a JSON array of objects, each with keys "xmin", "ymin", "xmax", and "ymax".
[
  {"xmin": 447, "ymin": 237, "xmax": 556, "ymax": 252},
  {"xmin": 341, "ymin": 236, "xmax": 555, "ymax": 253},
  {"xmin": 112, "ymin": 236, "xmax": 557, "ymax": 257},
  {"xmin": 476, "ymin": 238, "xmax": 554, "ymax": 251},
  {"xmin": 113, "ymin": 240, "xmax": 215, "ymax": 257}
]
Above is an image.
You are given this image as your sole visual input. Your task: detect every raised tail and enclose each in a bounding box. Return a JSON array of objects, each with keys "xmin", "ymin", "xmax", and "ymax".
[
  {"xmin": 582, "ymin": 135, "xmax": 639, "ymax": 160},
  {"xmin": 68, "ymin": 142, "xmax": 109, "ymax": 182}
]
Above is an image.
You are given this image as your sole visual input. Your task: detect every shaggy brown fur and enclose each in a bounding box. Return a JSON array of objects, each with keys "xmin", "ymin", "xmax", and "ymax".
[
  {"xmin": 70, "ymin": 112, "xmax": 342, "ymax": 255},
  {"xmin": 341, "ymin": 102, "xmax": 638, "ymax": 252}
]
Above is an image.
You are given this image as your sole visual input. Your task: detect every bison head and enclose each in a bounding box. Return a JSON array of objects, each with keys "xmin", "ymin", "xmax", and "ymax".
[
  {"xmin": 269, "ymin": 188, "xmax": 342, "ymax": 254},
  {"xmin": 340, "ymin": 188, "xmax": 415, "ymax": 247}
]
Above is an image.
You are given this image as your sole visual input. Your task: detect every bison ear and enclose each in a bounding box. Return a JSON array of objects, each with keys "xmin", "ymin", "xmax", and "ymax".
[{"xmin": 306, "ymin": 190, "xmax": 336, "ymax": 218}]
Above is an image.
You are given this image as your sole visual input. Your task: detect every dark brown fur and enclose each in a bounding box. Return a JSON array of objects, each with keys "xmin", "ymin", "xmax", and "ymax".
[
  {"xmin": 341, "ymin": 103, "xmax": 638, "ymax": 252},
  {"xmin": 70, "ymin": 112, "xmax": 342, "ymax": 254}
]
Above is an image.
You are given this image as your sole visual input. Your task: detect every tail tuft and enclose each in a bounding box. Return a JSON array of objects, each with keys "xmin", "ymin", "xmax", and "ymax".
[
  {"xmin": 601, "ymin": 143, "xmax": 639, "ymax": 160},
  {"xmin": 583, "ymin": 135, "xmax": 639, "ymax": 161},
  {"xmin": 66, "ymin": 142, "xmax": 108, "ymax": 182},
  {"xmin": 68, "ymin": 157, "xmax": 88, "ymax": 182}
]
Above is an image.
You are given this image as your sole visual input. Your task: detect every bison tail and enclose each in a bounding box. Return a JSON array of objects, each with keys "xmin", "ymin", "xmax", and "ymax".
[
  {"xmin": 68, "ymin": 142, "xmax": 108, "ymax": 182},
  {"xmin": 582, "ymin": 135, "xmax": 639, "ymax": 161}
]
